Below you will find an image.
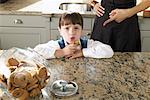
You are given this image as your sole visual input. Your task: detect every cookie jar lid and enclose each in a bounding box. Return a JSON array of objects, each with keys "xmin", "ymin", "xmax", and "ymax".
[{"xmin": 51, "ymin": 80, "xmax": 78, "ymax": 96}]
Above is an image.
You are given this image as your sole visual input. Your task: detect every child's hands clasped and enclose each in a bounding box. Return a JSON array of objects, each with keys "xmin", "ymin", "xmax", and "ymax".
[
  {"xmin": 63, "ymin": 44, "xmax": 83, "ymax": 59},
  {"xmin": 67, "ymin": 49, "xmax": 83, "ymax": 59},
  {"xmin": 63, "ymin": 44, "xmax": 78, "ymax": 56}
]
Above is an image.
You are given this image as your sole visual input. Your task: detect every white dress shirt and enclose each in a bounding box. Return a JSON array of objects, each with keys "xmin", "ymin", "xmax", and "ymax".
[{"xmin": 34, "ymin": 39, "xmax": 114, "ymax": 59}]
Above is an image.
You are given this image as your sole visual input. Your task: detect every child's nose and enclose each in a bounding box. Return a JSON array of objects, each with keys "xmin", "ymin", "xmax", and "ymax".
[{"xmin": 69, "ymin": 28, "xmax": 76, "ymax": 35}]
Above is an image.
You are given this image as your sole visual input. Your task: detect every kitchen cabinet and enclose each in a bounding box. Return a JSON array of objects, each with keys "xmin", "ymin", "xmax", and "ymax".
[
  {"xmin": 139, "ymin": 17, "xmax": 150, "ymax": 51},
  {"xmin": 141, "ymin": 31, "xmax": 150, "ymax": 51},
  {"xmin": 0, "ymin": 14, "xmax": 50, "ymax": 49},
  {"xmin": 49, "ymin": 17, "xmax": 60, "ymax": 40},
  {"xmin": 50, "ymin": 16, "xmax": 93, "ymax": 40}
]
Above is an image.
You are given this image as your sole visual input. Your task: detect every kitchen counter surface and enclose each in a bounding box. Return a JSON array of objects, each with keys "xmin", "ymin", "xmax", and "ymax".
[
  {"xmin": 0, "ymin": 52, "xmax": 150, "ymax": 99},
  {"xmin": 0, "ymin": 0, "xmax": 95, "ymax": 17},
  {"xmin": 0, "ymin": 0, "xmax": 149, "ymax": 18},
  {"xmin": 47, "ymin": 52, "xmax": 150, "ymax": 99},
  {"xmin": 0, "ymin": 0, "xmax": 149, "ymax": 17},
  {"xmin": 42, "ymin": 52, "xmax": 150, "ymax": 100}
]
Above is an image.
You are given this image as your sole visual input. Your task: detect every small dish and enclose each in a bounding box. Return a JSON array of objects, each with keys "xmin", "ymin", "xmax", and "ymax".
[{"xmin": 51, "ymin": 80, "xmax": 78, "ymax": 96}]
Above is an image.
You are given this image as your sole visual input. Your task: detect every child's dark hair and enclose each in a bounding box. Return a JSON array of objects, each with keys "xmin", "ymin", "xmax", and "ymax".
[{"xmin": 59, "ymin": 12, "xmax": 83, "ymax": 29}]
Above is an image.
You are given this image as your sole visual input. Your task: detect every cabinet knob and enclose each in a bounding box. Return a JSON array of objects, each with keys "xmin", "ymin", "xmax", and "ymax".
[{"xmin": 14, "ymin": 19, "xmax": 23, "ymax": 24}]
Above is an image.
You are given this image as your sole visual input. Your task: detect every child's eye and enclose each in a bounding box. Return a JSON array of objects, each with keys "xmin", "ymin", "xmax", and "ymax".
[
  {"xmin": 65, "ymin": 27, "xmax": 69, "ymax": 30},
  {"xmin": 74, "ymin": 27, "xmax": 79, "ymax": 29}
]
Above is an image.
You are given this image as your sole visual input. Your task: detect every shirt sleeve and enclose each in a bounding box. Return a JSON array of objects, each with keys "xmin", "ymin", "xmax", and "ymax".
[
  {"xmin": 82, "ymin": 39, "xmax": 114, "ymax": 58},
  {"xmin": 34, "ymin": 40, "xmax": 60, "ymax": 59}
]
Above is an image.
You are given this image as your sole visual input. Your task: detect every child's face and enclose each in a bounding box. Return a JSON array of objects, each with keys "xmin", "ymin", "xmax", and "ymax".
[{"xmin": 59, "ymin": 24, "xmax": 83, "ymax": 44}]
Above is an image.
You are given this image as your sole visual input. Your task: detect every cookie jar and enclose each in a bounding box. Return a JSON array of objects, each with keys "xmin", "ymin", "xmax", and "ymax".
[{"xmin": 0, "ymin": 47, "xmax": 51, "ymax": 100}]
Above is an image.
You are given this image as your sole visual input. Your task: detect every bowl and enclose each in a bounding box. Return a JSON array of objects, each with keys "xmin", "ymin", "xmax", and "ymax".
[{"xmin": 59, "ymin": 2, "xmax": 92, "ymax": 12}]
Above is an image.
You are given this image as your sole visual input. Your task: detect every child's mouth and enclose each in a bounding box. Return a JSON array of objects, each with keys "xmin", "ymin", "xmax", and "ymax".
[{"xmin": 70, "ymin": 37, "xmax": 75, "ymax": 42}]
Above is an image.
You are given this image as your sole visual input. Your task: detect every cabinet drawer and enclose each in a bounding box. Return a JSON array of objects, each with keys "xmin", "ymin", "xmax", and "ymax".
[
  {"xmin": 0, "ymin": 27, "xmax": 46, "ymax": 49},
  {"xmin": 141, "ymin": 31, "xmax": 150, "ymax": 51},
  {"xmin": 0, "ymin": 15, "xmax": 45, "ymax": 27},
  {"xmin": 139, "ymin": 18, "xmax": 150, "ymax": 30}
]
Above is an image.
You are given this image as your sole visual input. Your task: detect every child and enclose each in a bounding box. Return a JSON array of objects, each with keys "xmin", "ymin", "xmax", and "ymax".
[{"xmin": 34, "ymin": 12, "xmax": 114, "ymax": 59}]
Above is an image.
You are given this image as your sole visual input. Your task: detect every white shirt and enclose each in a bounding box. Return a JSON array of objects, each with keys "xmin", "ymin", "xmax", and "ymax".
[{"xmin": 34, "ymin": 39, "xmax": 114, "ymax": 59}]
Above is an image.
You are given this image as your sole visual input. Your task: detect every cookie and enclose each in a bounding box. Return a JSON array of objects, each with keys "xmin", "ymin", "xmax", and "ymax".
[
  {"xmin": 20, "ymin": 71, "xmax": 32, "ymax": 83},
  {"xmin": 74, "ymin": 40, "xmax": 80, "ymax": 45},
  {"xmin": 38, "ymin": 67, "xmax": 48, "ymax": 79},
  {"xmin": 11, "ymin": 88, "xmax": 29, "ymax": 100},
  {"xmin": 29, "ymin": 87, "xmax": 41, "ymax": 97},
  {"xmin": 7, "ymin": 58, "xmax": 19, "ymax": 66},
  {"xmin": 27, "ymin": 83, "xmax": 38, "ymax": 91},
  {"xmin": 13, "ymin": 72, "xmax": 28, "ymax": 88},
  {"xmin": 11, "ymin": 88, "xmax": 24, "ymax": 98},
  {"xmin": 18, "ymin": 89, "xmax": 29, "ymax": 100}
]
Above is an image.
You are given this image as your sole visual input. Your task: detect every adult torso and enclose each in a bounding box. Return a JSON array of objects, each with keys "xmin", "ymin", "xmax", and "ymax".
[{"xmin": 101, "ymin": 0, "xmax": 136, "ymax": 8}]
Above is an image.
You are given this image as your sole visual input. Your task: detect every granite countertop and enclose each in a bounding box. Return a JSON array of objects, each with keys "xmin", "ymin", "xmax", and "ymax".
[
  {"xmin": 45, "ymin": 52, "xmax": 150, "ymax": 100},
  {"xmin": 0, "ymin": 52, "xmax": 150, "ymax": 99}
]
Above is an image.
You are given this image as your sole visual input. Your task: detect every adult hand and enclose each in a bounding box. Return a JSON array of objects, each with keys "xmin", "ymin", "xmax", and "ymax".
[
  {"xmin": 103, "ymin": 9, "xmax": 130, "ymax": 26},
  {"xmin": 93, "ymin": 3, "xmax": 105, "ymax": 17}
]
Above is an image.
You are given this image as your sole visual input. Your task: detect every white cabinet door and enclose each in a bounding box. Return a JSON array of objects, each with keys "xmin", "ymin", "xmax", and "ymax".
[
  {"xmin": 83, "ymin": 18, "xmax": 92, "ymax": 30},
  {"xmin": 0, "ymin": 27, "xmax": 45, "ymax": 49},
  {"xmin": 50, "ymin": 17, "xmax": 60, "ymax": 40},
  {"xmin": 139, "ymin": 18, "xmax": 150, "ymax": 51},
  {"xmin": 0, "ymin": 14, "xmax": 50, "ymax": 49},
  {"xmin": 139, "ymin": 18, "xmax": 150, "ymax": 31},
  {"xmin": 50, "ymin": 30, "xmax": 61, "ymax": 40},
  {"xmin": 141, "ymin": 31, "xmax": 150, "ymax": 51}
]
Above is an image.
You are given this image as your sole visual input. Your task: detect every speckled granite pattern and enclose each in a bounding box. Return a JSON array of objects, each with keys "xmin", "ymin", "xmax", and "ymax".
[
  {"xmin": 0, "ymin": 52, "xmax": 150, "ymax": 100},
  {"xmin": 44, "ymin": 52, "xmax": 150, "ymax": 100}
]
